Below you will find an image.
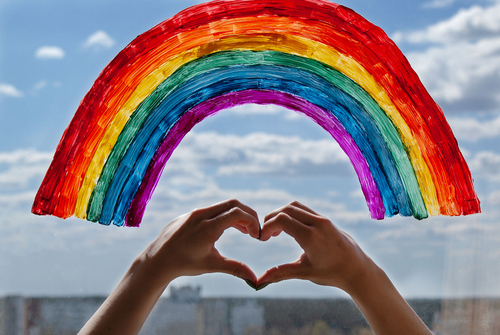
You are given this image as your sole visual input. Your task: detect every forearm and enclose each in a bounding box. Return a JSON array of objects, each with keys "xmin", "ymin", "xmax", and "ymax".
[
  {"xmin": 348, "ymin": 262, "xmax": 432, "ymax": 335},
  {"xmin": 79, "ymin": 256, "xmax": 172, "ymax": 335},
  {"xmin": 79, "ymin": 200, "xmax": 260, "ymax": 335}
]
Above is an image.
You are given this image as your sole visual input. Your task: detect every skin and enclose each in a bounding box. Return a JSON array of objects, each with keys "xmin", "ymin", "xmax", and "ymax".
[
  {"xmin": 257, "ymin": 201, "xmax": 433, "ymax": 335},
  {"xmin": 79, "ymin": 199, "xmax": 432, "ymax": 335}
]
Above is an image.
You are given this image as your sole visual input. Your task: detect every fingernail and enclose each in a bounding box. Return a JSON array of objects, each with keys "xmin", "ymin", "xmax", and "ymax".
[
  {"xmin": 256, "ymin": 282, "xmax": 270, "ymax": 291},
  {"xmin": 258, "ymin": 225, "xmax": 262, "ymax": 241},
  {"xmin": 244, "ymin": 279, "xmax": 256, "ymax": 290}
]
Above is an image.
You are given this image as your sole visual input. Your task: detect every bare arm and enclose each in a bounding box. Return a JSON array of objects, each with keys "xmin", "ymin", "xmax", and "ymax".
[
  {"xmin": 256, "ymin": 201, "xmax": 433, "ymax": 335},
  {"xmin": 78, "ymin": 199, "xmax": 260, "ymax": 335},
  {"xmin": 80, "ymin": 199, "xmax": 432, "ymax": 335}
]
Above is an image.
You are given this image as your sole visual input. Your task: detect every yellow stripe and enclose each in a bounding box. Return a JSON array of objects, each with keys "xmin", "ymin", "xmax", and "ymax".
[{"xmin": 75, "ymin": 33, "xmax": 440, "ymax": 218}]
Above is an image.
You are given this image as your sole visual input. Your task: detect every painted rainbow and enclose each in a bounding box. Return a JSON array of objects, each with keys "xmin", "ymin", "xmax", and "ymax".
[{"xmin": 32, "ymin": 0, "xmax": 480, "ymax": 227}]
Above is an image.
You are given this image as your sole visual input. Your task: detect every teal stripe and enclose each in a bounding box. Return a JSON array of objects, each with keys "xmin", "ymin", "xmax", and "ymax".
[{"xmin": 88, "ymin": 50, "xmax": 426, "ymax": 221}]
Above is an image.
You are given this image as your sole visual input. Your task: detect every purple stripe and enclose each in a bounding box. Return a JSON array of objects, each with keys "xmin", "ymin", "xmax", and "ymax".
[{"xmin": 125, "ymin": 89, "xmax": 384, "ymax": 226}]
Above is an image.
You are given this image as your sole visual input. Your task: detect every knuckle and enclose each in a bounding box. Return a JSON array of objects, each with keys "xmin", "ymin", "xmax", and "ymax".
[
  {"xmin": 276, "ymin": 212, "xmax": 290, "ymax": 220},
  {"xmin": 316, "ymin": 215, "xmax": 332, "ymax": 226},
  {"xmin": 264, "ymin": 213, "xmax": 274, "ymax": 222},
  {"xmin": 226, "ymin": 206, "xmax": 244, "ymax": 218},
  {"xmin": 275, "ymin": 212, "xmax": 290, "ymax": 223},
  {"xmin": 189, "ymin": 208, "xmax": 203, "ymax": 220},
  {"xmin": 226, "ymin": 198, "xmax": 240, "ymax": 208}
]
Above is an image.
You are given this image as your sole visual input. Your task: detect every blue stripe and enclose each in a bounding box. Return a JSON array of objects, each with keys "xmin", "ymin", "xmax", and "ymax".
[{"xmin": 101, "ymin": 65, "xmax": 405, "ymax": 226}]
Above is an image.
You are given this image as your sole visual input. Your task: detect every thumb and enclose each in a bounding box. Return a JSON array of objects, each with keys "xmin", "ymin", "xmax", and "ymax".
[{"xmin": 256, "ymin": 255, "xmax": 310, "ymax": 288}]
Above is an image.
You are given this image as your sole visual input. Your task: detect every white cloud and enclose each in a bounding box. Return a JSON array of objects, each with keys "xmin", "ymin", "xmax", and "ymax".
[
  {"xmin": 422, "ymin": 0, "xmax": 455, "ymax": 9},
  {"xmin": 394, "ymin": 2, "xmax": 500, "ymax": 44},
  {"xmin": 171, "ymin": 132, "xmax": 351, "ymax": 177},
  {"xmin": 0, "ymin": 83, "xmax": 23, "ymax": 97},
  {"xmin": 148, "ymin": 176, "xmax": 369, "ymax": 225},
  {"xmin": 373, "ymin": 215, "xmax": 499, "ymax": 242},
  {"xmin": 83, "ymin": 31, "xmax": 115, "ymax": 50},
  {"xmin": 0, "ymin": 149, "xmax": 52, "ymax": 164},
  {"xmin": 0, "ymin": 192, "xmax": 35, "ymax": 207},
  {"xmin": 133, "ymin": 131, "xmax": 369, "ymax": 224},
  {"xmin": 1, "ymin": 139, "xmax": 494, "ymax": 297},
  {"xmin": 448, "ymin": 114, "xmax": 500, "ymax": 141},
  {"xmin": 35, "ymin": 46, "xmax": 65, "ymax": 60},
  {"xmin": 406, "ymin": 37, "xmax": 500, "ymax": 112},
  {"xmin": 0, "ymin": 149, "xmax": 52, "ymax": 189},
  {"xmin": 468, "ymin": 151, "xmax": 500, "ymax": 182},
  {"xmin": 392, "ymin": 2, "xmax": 500, "ymax": 113},
  {"xmin": 0, "ymin": 165, "xmax": 50, "ymax": 189}
]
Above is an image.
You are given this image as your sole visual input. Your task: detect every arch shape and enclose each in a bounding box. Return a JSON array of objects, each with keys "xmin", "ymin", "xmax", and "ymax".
[
  {"xmin": 32, "ymin": 0, "xmax": 480, "ymax": 226},
  {"xmin": 128, "ymin": 90, "xmax": 382, "ymax": 226},
  {"xmin": 76, "ymin": 50, "xmax": 428, "ymax": 222},
  {"xmin": 92, "ymin": 65, "xmax": 415, "ymax": 226},
  {"xmin": 67, "ymin": 33, "xmax": 439, "ymax": 219}
]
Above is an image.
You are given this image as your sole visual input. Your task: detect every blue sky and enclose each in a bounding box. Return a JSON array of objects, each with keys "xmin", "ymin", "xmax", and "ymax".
[{"xmin": 1, "ymin": 0, "xmax": 500, "ymax": 299}]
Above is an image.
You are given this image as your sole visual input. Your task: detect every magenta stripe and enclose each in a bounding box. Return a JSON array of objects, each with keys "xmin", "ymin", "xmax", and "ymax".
[{"xmin": 125, "ymin": 89, "xmax": 383, "ymax": 226}]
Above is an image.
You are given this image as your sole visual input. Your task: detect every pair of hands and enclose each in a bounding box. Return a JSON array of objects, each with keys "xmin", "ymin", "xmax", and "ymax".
[
  {"xmin": 137, "ymin": 199, "xmax": 376, "ymax": 295},
  {"xmin": 80, "ymin": 199, "xmax": 433, "ymax": 335}
]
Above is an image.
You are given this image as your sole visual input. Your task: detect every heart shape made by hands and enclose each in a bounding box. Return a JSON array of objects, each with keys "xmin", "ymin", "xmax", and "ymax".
[
  {"xmin": 202, "ymin": 201, "xmax": 363, "ymax": 293},
  {"xmin": 217, "ymin": 223, "xmax": 303, "ymax": 291},
  {"xmin": 159, "ymin": 200, "xmax": 368, "ymax": 296}
]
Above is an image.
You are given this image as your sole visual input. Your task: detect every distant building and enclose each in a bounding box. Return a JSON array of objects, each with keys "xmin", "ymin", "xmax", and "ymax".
[
  {"xmin": 2, "ymin": 293, "xmax": 499, "ymax": 335},
  {"xmin": 230, "ymin": 300, "xmax": 265, "ymax": 335},
  {"xmin": 140, "ymin": 285, "xmax": 201, "ymax": 335},
  {"xmin": 0, "ymin": 296, "xmax": 25, "ymax": 335},
  {"xmin": 433, "ymin": 298, "xmax": 500, "ymax": 335},
  {"xmin": 0, "ymin": 296, "xmax": 104, "ymax": 335},
  {"xmin": 199, "ymin": 299, "xmax": 231, "ymax": 335},
  {"xmin": 170, "ymin": 285, "xmax": 202, "ymax": 303}
]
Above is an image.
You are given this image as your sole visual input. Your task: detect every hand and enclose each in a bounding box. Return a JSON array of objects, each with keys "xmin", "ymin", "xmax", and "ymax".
[
  {"xmin": 256, "ymin": 201, "xmax": 377, "ymax": 294},
  {"xmin": 79, "ymin": 199, "xmax": 260, "ymax": 335},
  {"xmin": 81, "ymin": 200, "xmax": 432, "ymax": 335},
  {"xmin": 256, "ymin": 201, "xmax": 433, "ymax": 335},
  {"xmin": 137, "ymin": 199, "xmax": 261, "ymax": 289}
]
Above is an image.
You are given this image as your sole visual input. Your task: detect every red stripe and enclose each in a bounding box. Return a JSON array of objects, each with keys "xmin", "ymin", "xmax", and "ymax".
[{"xmin": 32, "ymin": 0, "xmax": 480, "ymax": 218}]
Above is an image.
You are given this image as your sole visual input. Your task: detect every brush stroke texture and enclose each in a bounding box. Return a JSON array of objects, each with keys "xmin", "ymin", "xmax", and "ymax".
[
  {"xmin": 94, "ymin": 65, "xmax": 409, "ymax": 225},
  {"xmin": 32, "ymin": 0, "xmax": 480, "ymax": 226},
  {"xmin": 76, "ymin": 51, "xmax": 426, "ymax": 222},
  {"xmin": 127, "ymin": 90, "xmax": 381, "ymax": 226},
  {"xmin": 73, "ymin": 34, "xmax": 440, "ymax": 218}
]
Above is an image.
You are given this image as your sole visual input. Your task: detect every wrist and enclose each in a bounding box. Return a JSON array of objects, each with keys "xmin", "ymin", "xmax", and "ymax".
[
  {"xmin": 129, "ymin": 251, "xmax": 177, "ymax": 293},
  {"xmin": 342, "ymin": 257, "xmax": 388, "ymax": 300},
  {"xmin": 345, "ymin": 260, "xmax": 433, "ymax": 335}
]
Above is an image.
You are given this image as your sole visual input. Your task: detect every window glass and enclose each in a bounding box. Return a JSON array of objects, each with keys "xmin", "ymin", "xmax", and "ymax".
[{"xmin": 1, "ymin": 1, "xmax": 499, "ymax": 334}]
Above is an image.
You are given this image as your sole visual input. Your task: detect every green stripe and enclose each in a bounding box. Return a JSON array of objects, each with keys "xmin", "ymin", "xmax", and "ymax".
[{"xmin": 87, "ymin": 50, "xmax": 427, "ymax": 221}]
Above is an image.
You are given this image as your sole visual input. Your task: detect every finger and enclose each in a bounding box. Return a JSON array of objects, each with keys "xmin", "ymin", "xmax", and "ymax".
[
  {"xmin": 256, "ymin": 257, "xmax": 310, "ymax": 286},
  {"xmin": 207, "ymin": 206, "xmax": 261, "ymax": 239},
  {"xmin": 194, "ymin": 199, "xmax": 259, "ymax": 222},
  {"xmin": 288, "ymin": 201, "xmax": 319, "ymax": 215},
  {"xmin": 264, "ymin": 201, "xmax": 319, "ymax": 224},
  {"xmin": 210, "ymin": 255, "xmax": 258, "ymax": 284},
  {"xmin": 232, "ymin": 224, "xmax": 249, "ymax": 235},
  {"xmin": 260, "ymin": 212, "xmax": 311, "ymax": 246}
]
